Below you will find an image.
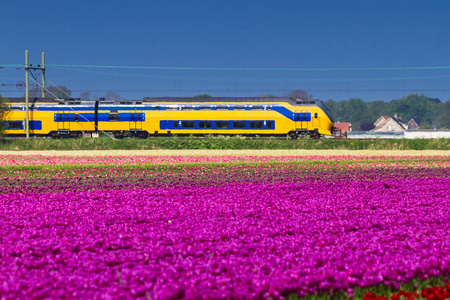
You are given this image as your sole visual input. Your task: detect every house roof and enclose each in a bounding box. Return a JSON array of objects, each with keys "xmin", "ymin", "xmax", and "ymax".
[
  {"xmin": 392, "ymin": 117, "xmax": 408, "ymax": 130},
  {"xmin": 334, "ymin": 122, "xmax": 351, "ymax": 132}
]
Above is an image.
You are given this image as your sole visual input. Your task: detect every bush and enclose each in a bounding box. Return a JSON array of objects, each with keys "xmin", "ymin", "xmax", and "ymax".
[{"xmin": 0, "ymin": 95, "xmax": 9, "ymax": 136}]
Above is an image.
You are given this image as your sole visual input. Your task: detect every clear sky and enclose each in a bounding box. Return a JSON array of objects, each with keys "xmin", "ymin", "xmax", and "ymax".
[{"xmin": 1, "ymin": 0, "xmax": 450, "ymax": 102}]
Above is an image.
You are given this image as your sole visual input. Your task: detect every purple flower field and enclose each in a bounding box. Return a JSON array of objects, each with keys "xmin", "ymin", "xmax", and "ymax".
[{"xmin": 0, "ymin": 155, "xmax": 449, "ymax": 299}]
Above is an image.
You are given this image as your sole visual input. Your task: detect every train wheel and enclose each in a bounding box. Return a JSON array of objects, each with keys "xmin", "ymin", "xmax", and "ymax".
[
  {"xmin": 309, "ymin": 130, "xmax": 320, "ymax": 140},
  {"xmin": 71, "ymin": 132, "xmax": 82, "ymax": 138},
  {"xmin": 137, "ymin": 131, "xmax": 148, "ymax": 139},
  {"xmin": 50, "ymin": 132, "xmax": 60, "ymax": 139},
  {"xmin": 114, "ymin": 132, "xmax": 124, "ymax": 139},
  {"xmin": 289, "ymin": 132, "xmax": 299, "ymax": 140},
  {"xmin": 310, "ymin": 131, "xmax": 320, "ymax": 140}
]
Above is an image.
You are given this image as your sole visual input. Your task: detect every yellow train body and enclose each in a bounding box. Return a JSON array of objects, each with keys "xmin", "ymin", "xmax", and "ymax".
[{"xmin": 3, "ymin": 97, "xmax": 334, "ymax": 138}]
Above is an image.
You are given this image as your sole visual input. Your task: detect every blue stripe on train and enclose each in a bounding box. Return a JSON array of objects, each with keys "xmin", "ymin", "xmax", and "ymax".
[
  {"xmin": 53, "ymin": 113, "xmax": 145, "ymax": 122},
  {"xmin": 160, "ymin": 120, "xmax": 275, "ymax": 130},
  {"xmin": 38, "ymin": 105, "xmax": 311, "ymax": 122}
]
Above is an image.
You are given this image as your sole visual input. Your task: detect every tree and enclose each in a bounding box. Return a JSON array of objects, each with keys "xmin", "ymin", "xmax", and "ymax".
[
  {"xmin": 388, "ymin": 94, "xmax": 437, "ymax": 125},
  {"xmin": 283, "ymin": 89, "xmax": 313, "ymax": 100},
  {"xmin": 359, "ymin": 122, "xmax": 375, "ymax": 131},
  {"xmin": 26, "ymin": 85, "xmax": 42, "ymax": 98},
  {"xmin": 0, "ymin": 94, "xmax": 9, "ymax": 136},
  {"xmin": 104, "ymin": 91, "xmax": 121, "ymax": 100},
  {"xmin": 193, "ymin": 94, "xmax": 212, "ymax": 98},
  {"xmin": 44, "ymin": 86, "xmax": 72, "ymax": 99},
  {"xmin": 367, "ymin": 100, "xmax": 389, "ymax": 122},
  {"xmin": 437, "ymin": 100, "xmax": 450, "ymax": 129},
  {"xmin": 79, "ymin": 91, "xmax": 91, "ymax": 100},
  {"xmin": 260, "ymin": 94, "xmax": 278, "ymax": 98},
  {"xmin": 325, "ymin": 98, "xmax": 372, "ymax": 129}
]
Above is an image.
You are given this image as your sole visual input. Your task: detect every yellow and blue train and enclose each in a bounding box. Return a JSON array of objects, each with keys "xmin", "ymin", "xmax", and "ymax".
[{"xmin": 2, "ymin": 97, "xmax": 334, "ymax": 139}]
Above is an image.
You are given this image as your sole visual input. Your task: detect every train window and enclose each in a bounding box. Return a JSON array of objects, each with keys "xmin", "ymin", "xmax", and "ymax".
[
  {"xmin": 181, "ymin": 121, "xmax": 195, "ymax": 129},
  {"xmin": 74, "ymin": 114, "xmax": 79, "ymax": 122},
  {"xmin": 165, "ymin": 106, "xmax": 178, "ymax": 111},
  {"xmin": 183, "ymin": 106, "xmax": 196, "ymax": 110},
  {"xmin": 198, "ymin": 106, "xmax": 211, "ymax": 110},
  {"xmin": 296, "ymin": 113, "xmax": 310, "ymax": 121},
  {"xmin": 266, "ymin": 121, "xmax": 273, "ymax": 129},
  {"xmin": 130, "ymin": 113, "xmax": 142, "ymax": 122},
  {"xmin": 108, "ymin": 113, "xmax": 120, "ymax": 121},
  {"xmin": 173, "ymin": 121, "xmax": 179, "ymax": 129},
  {"xmin": 7, "ymin": 121, "xmax": 23, "ymax": 130},
  {"xmin": 233, "ymin": 106, "xmax": 246, "ymax": 110},
  {"xmin": 315, "ymin": 113, "xmax": 318, "ymax": 118},
  {"xmin": 216, "ymin": 121, "xmax": 229, "ymax": 129},
  {"xmin": 250, "ymin": 121, "xmax": 264, "ymax": 129},
  {"xmin": 154, "ymin": 106, "xmax": 160, "ymax": 110},
  {"xmin": 65, "ymin": 114, "xmax": 69, "ymax": 122},
  {"xmin": 199, "ymin": 121, "xmax": 212, "ymax": 129},
  {"xmin": 216, "ymin": 106, "xmax": 229, "ymax": 111},
  {"xmin": 265, "ymin": 106, "xmax": 272, "ymax": 110},
  {"xmin": 233, "ymin": 121, "xmax": 246, "ymax": 129},
  {"xmin": 251, "ymin": 106, "xmax": 264, "ymax": 110}
]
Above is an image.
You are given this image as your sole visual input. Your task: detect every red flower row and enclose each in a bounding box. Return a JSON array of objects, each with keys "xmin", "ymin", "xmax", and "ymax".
[{"xmin": 348, "ymin": 282, "xmax": 450, "ymax": 300}]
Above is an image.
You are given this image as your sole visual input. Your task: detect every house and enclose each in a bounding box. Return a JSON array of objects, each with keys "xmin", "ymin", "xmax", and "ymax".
[
  {"xmin": 407, "ymin": 118, "xmax": 420, "ymax": 130},
  {"xmin": 333, "ymin": 122, "xmax": 352, "ymax": 133},
  {"xmin": 333, "ymin": 122, "xmax": 352, "ymax": 138},
  {"xmin": 371, "ymin": 114, "xmax": 410, "ymax": 132}
]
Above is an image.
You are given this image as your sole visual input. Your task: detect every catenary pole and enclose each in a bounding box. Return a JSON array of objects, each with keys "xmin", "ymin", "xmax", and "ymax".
[
  {"xmin": 41, "ymin": 52, "xmax": 45, "ymax": 98},
  {"xmin": 25, "ymin": 50, "xmax": 29, "ymax": 139}
]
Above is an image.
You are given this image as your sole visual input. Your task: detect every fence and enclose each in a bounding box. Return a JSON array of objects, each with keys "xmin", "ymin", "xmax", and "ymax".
[{"xmin": 346, "ymin": 130, "xmax": 450, "ymax": 139}]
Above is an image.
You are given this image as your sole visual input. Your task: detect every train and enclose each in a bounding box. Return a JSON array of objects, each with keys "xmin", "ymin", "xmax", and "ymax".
[{"xmin": 2, "ymin": 97, "xmax": 335, "ymax": 139}]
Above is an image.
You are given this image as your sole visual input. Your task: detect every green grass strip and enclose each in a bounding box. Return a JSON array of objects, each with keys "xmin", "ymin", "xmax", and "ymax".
[{"xmin": 1, "ymin": 136, "xmax": 449, "ymax": 150}]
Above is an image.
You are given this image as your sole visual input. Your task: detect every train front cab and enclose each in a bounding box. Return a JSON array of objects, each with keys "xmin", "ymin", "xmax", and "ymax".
[
  {"xmin": 291, "ymin": 107, "xmax": 333, "ymax": 139},
  {"xmin": 291, "ymin": 109, "xmax": 319, "ymax": 139}
]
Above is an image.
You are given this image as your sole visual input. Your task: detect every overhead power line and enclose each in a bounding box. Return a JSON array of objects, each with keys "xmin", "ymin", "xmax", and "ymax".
[
  {"xmin": 47, "ymin": 66, "xmax": 450, "ymax": 83},
  {"xmin": 4, "ymin": 88, "xmax": 450, "ymax": 93},
  {"xmin": 47, "ymin": 64, "xmax": 450, "ymax": 71}
]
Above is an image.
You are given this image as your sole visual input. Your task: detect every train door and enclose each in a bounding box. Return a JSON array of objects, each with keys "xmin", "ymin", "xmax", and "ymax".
[
  {"xmin": 130, "ymin": 110, "xmax": 143, "ymax": 130},
  {"xmin": 56, "ymin": 111, "xmax": 70, "ymax": 130},
  {"xmin": 295, "ymin": 110, "xmax": 308, "ymax": 131},
  {"xmin": 312, "ymin": 112, "xmax": 320, "ymax": 129}
]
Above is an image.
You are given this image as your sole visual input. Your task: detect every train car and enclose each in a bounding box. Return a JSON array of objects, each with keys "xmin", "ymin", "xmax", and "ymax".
[
  {"xmin": 2, "ymin": 97, "xmax": 334, "ymax": 139},
  {"xmin": 3, "ymin": 98, "xmax": 96, "ymax": 138}
]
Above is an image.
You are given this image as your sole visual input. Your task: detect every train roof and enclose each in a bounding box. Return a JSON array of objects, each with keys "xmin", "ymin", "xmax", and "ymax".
[
  {"xmin": 7, "ymin": 96, "xmax": 322, "ymax": 105},
  {"xmin": 142, "ymin": 97, "xmax": 321, "ymax": 106},
  {"xmin": 5, "ymin": 97, "xmax": 62, "ymax": 104}
]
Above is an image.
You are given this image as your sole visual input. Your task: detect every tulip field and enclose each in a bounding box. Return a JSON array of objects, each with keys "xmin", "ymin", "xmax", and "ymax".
[{"xmin": 0, "ymin": 151, "xmax": 449, "ymax": 299}]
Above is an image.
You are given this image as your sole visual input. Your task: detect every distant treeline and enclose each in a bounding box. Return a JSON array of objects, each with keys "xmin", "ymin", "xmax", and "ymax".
[
  {"xmin": 197, "ymin": 92, "xmax": 450, "ymax": 131},
  {"xmin": 324, "ymin": 94, "xmax": 450, "ymax": 130},
  {"xmin": 2, "ymin": 90, "xmax": 450, "ymax": 132}
]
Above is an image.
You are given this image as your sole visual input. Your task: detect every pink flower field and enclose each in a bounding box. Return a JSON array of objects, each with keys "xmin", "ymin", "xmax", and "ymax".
[{"xmin": 0, "ymin": 154, "xmax": 449, "ymax": 299}]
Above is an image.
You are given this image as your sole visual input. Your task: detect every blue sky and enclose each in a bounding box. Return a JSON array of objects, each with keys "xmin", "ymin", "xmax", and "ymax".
[{"xmin": 1, "ymin": 0, "xmax": 450, "ymax": 102}]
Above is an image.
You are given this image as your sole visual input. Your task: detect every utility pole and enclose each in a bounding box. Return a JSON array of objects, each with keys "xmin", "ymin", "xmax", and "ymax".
[
  {"xmin": 24, "ymin": 50, "xmax": 46, "ymax": 139},
  {"xmin": 25, "ymin": 50, "xmax": 29, "ymax": 139},
  {"xmin": 41, "ymin": 52, "xmax": 45, "ymax": 98}
]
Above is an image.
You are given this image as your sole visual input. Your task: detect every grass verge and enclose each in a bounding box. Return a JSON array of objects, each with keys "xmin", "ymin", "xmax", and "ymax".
[{"xmin": 0, "ymin": 136, "xmax": 449, "ymax": 150}]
